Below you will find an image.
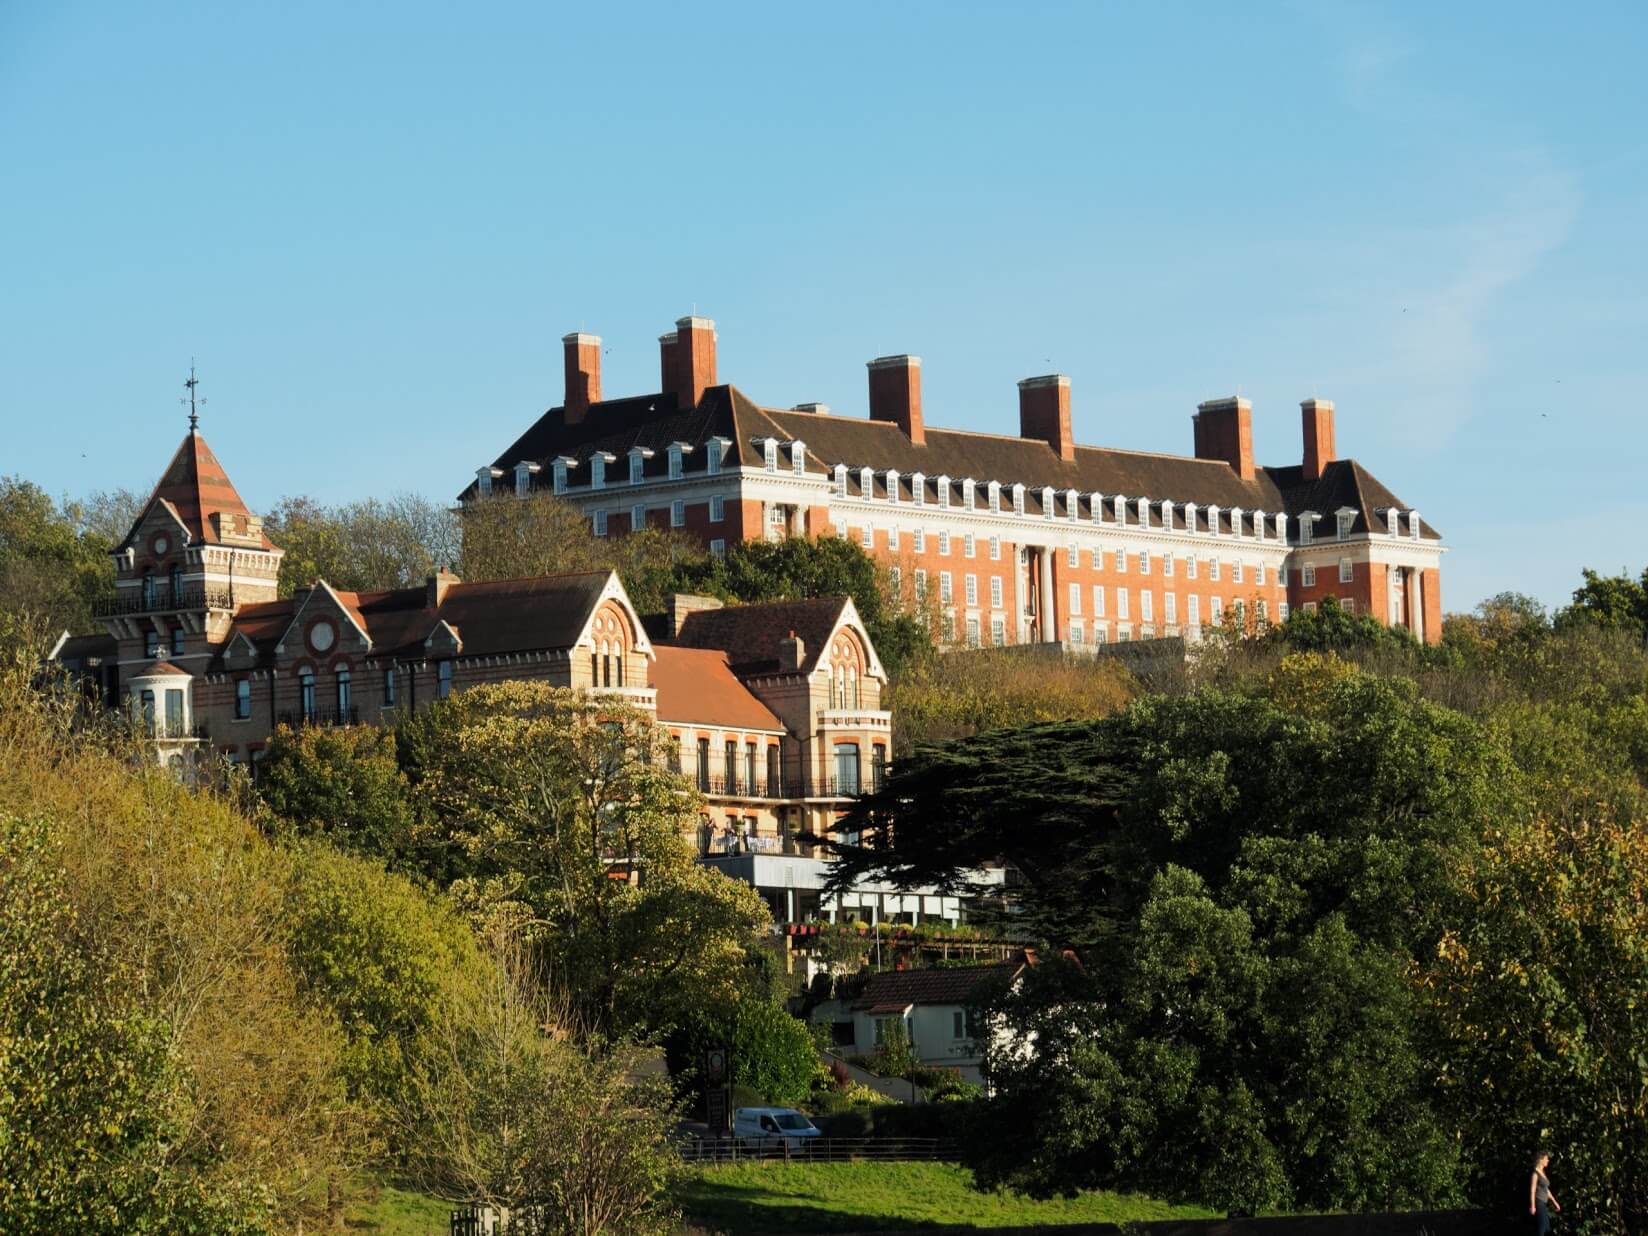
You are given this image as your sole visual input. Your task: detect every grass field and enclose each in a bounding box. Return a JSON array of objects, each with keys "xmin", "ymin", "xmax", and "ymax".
[
  {"xmin": 678, "ymin": 1160, "xmax": 1217, "ymax": 1233},
  {"xmin": 345, "ymin": 1183, "xmax": 451, "ymax": 1234}
]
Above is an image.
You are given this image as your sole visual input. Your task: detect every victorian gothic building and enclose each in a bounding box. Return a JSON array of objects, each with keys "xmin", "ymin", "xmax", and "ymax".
[{"xmin": 469, "ymin": 315, "xmax": 1444, "ymax": 645}]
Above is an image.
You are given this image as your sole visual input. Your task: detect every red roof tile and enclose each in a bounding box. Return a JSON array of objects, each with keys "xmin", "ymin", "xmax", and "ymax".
[
  {"xmin": 125, "ymin": 431, "xmax": 273, "ymax": 549},
  {"xmin": 652, "ymin": 646, "xmax": 783, "ymax": 732}
]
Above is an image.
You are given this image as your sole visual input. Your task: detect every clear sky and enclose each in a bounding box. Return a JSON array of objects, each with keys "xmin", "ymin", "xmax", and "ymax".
[{"xmin": 3, "ymin": 2, "xmax": 1644, "ymax": 613}]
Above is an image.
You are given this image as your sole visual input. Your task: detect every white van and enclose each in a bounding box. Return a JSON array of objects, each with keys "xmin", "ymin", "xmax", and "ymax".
[{"xmin": 733, "ymin": 1107, "xmax": 821, "ymax": 1146}]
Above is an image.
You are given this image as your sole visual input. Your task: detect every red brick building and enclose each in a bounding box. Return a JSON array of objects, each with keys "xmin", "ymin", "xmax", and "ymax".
[{"xmin": 468, "ymin": 316, "xmax": 1444, "ymax": 644}]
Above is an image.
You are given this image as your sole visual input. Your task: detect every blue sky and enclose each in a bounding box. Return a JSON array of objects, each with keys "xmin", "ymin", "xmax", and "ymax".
[{"xmin": 3, "ymin": 1, "xmax": 1644, "ymax": 612}]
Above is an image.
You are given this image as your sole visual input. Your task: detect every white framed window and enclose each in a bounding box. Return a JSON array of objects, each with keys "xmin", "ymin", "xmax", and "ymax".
[
  {"xmin": 1069, "ymin": 582, "xmax": 1081, "ymax": 615},
  {"xmin": 593, "ymin": 509, "xmax": 607, "ymax": 536},
  {"xmin": 1188, "ymin": 594, "xmax": 1201, "ymax": 627},
  {"xmin": 1235, "ymin": 599, "xmax": 1247, "ymax": 626},
  {"xmin": 1303, "ymin": 600, "xmax": 1318, "ymax": 613},
  {"xmin": 911, "ymin": 471, "xmax": 926, "ymax": 505},
  {"xmin": 963, "ymin": 478, "xmax": 976, "ymax": 510},
  {"xmin": 860, "ymin": 466, "xmax": 874, "ymax": 500},
  {"xmin": 937, "ymin": 475, "xmax": 951, "ymax": 508},
  {"xmin": 1339, "ymin": 558, "xmax": 1354, "ymax": 583},
  {"xmin": 835, "ymin": 464, "xmax": 849, "ymax": 498},
  {"xmin": 1164, "ymin": 554, "xmax": 1175, "ymax": 578},
  {"xmin": 1067, "ymin": 544, "xmax": 1078, "ymax": 568},
  {"xmin": 861, "ymin": 524, "xmax": 873, "ymax": 548},
  {"xmin": 1012, "ymin": 485, "xmax": 1025, "ymax": 516},
  {"xmin": 1093, "ymin": 623, "xmax": 1107, "ymax": 645},
  {"xmin": 943, "ymin": 613, "xmax": 956, "ymax": 641},
  {"xmin": 553, "ymin": 460, "xmax": 568, "ymax": 495},
  {"xmin": 1210, "ymin": 557, "xmax": 1222, "ymax": 581},
  {"xmin": 590, "ymin": 453, "xmax": 610, "ymax": 489},
  {"xmin": 989, "ymin": 536, "xmax": 1001, "ymax": 561},
  {"xmin": 964, "ymin": 533, "xmax": 976, "ymax": 558},
  {"xmin": 1042, "ymin": 486, "xmax": 1056, "ymax": 520},
  {"xmin": 1115, "ymin": 548, "xmax": 1127, "ymax": 573},
  {"xmin": 991, "ymin": 615, "xmax": 1006, "ymax": 646},
  {"xmin": 938, "ymin": 531, "xmax": 951, "ymax": 556},
  {"xmin": 710, "ymin": 494, "xmax": 724, "ymax": 523},
  {"xmin": 630, "ymin": 452, "xmax": 646, "ymax": 484},
  {"xmin": 1278, "ymin": 601, "xmax": 1290, "ymax": 621},
  {"xmin": 1211, "ymin": 596, "xmax": 1224, "ymax": 622},
  {"xmin": 987, "ymin": 481, "xmax": 1001, "ymax": 512},
  {"xmin": 1139, "ymin": 550, "xmax": 1150, "ymax": 575},
  {"xmin": 710, "ymin": 538, "xmax": 726, "ymax": 558},
  {"xmin": 764, "ymin": 440, "xmax": 779, "ymax": 472},
  {"xmin": 1337, "ymin": 511, "xmax": 1354, "ymax": 540},
  {"xmin": 1300, "ymin": 516, "xmax": 1315, "ymax": 545},
  {"xmin": 1256, "ymin": 562, "xmax": 1266, "ymax": 586},
  {"xmin": 965, "ymin": 616, "xmax": 981, "ymax": 648},
  {"xmin": 890, "ymin": 565, "xmax": 902, "ymax": 594},
  {"xmin": 1233, "ymin": 560, "xmax": 1244, "ymax": 584},
  {"xmin": 1093, "ymin": 585, "xmax": 1105, "ymax": 617},
  {"xmin": 1118, "ymin": 588, "xmax": 1130, "ymax": 620},
  {"xmin": 671, "ymin": 499, "xmax": 685, "ymax": 528},
  {"xmin": 668, "ymin": 444, "xmax": 684, "ymax": 480},
  {"xmin": 791, "ymin": 441, "xmax": 806, "ymax": 475},
  {"xmin": 888, "ymin": 526, "xmax": 900, "ymax": 551},
  {"xmin": 1141, "ymin": 590, "xmax": 1154, "ymax": 622},
  {"xmin": 1257, "ymin": 599, "xmax": 1269, "ymax": 623},
  {"xmin": 1409, "ymin": 512, "xmax": 1422, "ymax": 541},
  {"xmin": 1165, "ymin": 592, "xmax": 1177, "ymax": 624},
  {"xmin": 630, "ymin": 503, "xmax": 646, "ymax": 530},
  {"xmin": 707, "ymin": 438, "xmax": 725, "ymax": 474},
  {"xmin": 1069, "ymin": 620, "xmax": 1084, "ymax": 645},
  {"xmin": 1302, "ymin": 564, "xmax": 1316, "ymax": 587},
  {"xmin": 836, "ymin": 523, "xmax": 847, "ymax": 540},
  {"xmin": 914, "ymin": 529, "xmax": 927, "ymax": 553},
  {"xmin": 965, "ymin": 573, "xmax": 978, "ymax": 606},
  {"xmin": 914, "ymin": 569, "xmax": 928, "ymax": 601},
  {"xmin": 940, "ymin": 572, "xmax": 953, "ymax": 604},
  {"xmin": 885, "ymin": 470, "xmax": 900, "ymax": 503},
  {"xmin": 1188, "ymin": 554, "xmax": 1198, "ymax": 579},
  {"xmin": 991, "ymin": 576, "xmax": 1003, "ymax": 607}
]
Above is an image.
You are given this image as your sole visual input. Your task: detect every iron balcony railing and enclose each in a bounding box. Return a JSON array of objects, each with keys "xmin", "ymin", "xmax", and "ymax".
[
  {"xmin": 95, "ymin": 584, "xmax": 237, "ymax": 617},
  {"xmin": 695, "ymin": 774, "xmax": 793, "ymax": 799},
  {"xmin": 278, "ymin": 706, "xmax": 361, "ymax": 729},
  {"xmin": 691, "ymin": 771, "xmax": 887, "ymax": 800}
]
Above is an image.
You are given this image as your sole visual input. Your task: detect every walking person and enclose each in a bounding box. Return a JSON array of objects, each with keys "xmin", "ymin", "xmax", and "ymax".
[{"xmin": 1530, "ymin": 1151, "xmax": 1559, "ymax": 1236}]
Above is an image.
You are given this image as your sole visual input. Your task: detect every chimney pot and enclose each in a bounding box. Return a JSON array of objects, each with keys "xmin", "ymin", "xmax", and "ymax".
[
  {"xmin": 1193, "ymin": 396, "xmax": 1255, "ymax": 481},
  {"xmin": 562, "ymin": 333, "xmax": 602, "ymax": 425},
  {"xmin": 1017, "ymin": 374, "xmax": 1075, "ymax": 462},
  {"xmin": 792, "ymin": 402, "xmax": 830, "ymax": 415},
  {"xmin": 1301, "ymin": 398, "xmax": 1336, "ymax": 481},
  {"xmin": 867, "ymin": 354, "xmax": 925, "ymax": 445},
  {"xmin": 779, "ymin": 630, "xmax": 806, "ymax": 671}
]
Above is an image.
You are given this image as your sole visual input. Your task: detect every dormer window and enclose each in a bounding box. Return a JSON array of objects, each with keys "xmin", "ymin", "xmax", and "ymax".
[
  {"xmin": 835, "ymin": 463, "xmax": 849, "ymax": 498},
  {"xmin": 885, "ymin": 470, "xmax": 900, "ymax": 504},
  {"xmin": 1299, "ymin": 512, "xmax": 1318, "ymax": 545},
  {"xmin": 514, "ymin": 461, "xmax": 540, "ymax": 497},
  {"xmin": 911, "ymin": 472, "xmax": 926, "ymax": 506},
  {"xmin": 1089, "ymin": 492, "xmax": 1104, "ymax": 524},
  {"xmin": 1161, "ymin": 500, "xmax": 1175, "ymax": 532},
  {"xmin": 629, "ymin": 447, "xmax": 655, "ymax": 484},
  {"xmin": 476, "ymin": 466, "xmax": 502, "ymax": 497},
  {"xmin": 860, "ymin": 466, "xmax": 874, "ymax": 500},
  {"xmin": 552, "ymin": 458, "xmax": 575, "ymax": 496},
  {"xmin": 790, "ymin": 441, "xmax": 806, "ymax": 475},
  {"xmin": 1114, "ymin": 495, "xmax": 1128, "ymax": 524},
  {"xmin": 1386, "ymin": 508, "xmax": 1402, "ymax": 537},
  {"xmin": 1136, "ymin": 497, "xmax": 1150, "ymax": 527},
  {"xmin": 590, "ymin": 451, "xmax": 614, "ymax": 489},
  {"xmin": 1251, "ymin": 509, "xmax": 1266, "ymax": 541},
  {"xmin": 1012, "ymin": 484, "xmax": 1026, "ymax": 516},
  {"xmin": 987, "ymin": 480, "xmax": 1001, "ymax": 512},
  {"xmin": 962, "ymin": 478, "xmax": 976, "ymax": 510},
  {"xmin": 937, "ymin": 474, "xmax": 951, "ymax": 508},
  {"xmin": 1066, "ymin": 489, "xmax": 1080, "ymax": 522},
  {"xmin": 1038, "ymin": 486, "xmax": 1053, "ymax": 519},
  {"xmin": 1409, "ymin": 511, "xmax": 1422, "ymax": 540},
  {"xmin": 1184, "ymin": 501, "xmax": 1198, "ymax": 535},
  {"xmin": 706, "ymin": 437, "xmax": 728, "ymax": 475},
  {"xmin": 667, "ymin": 443, "xmax": 687, "ymax": 480},
  {"xmin": 1230, "ymin": 506, "xmax": 1245, "ymax": 538},
  {"xmin": 1336, "ymin": 509, "xmax": 1356, "ymax": 540},
  {"xmin": 1207, "ymin": 504, "xmax": 1221, "ymax": 536}
]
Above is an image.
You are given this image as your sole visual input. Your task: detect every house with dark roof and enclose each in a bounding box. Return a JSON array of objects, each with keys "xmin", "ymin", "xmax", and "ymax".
[
  {"xmin": 812, "ymin": 956, "xmax": 1033, "ymax": 1084},
  {"xmin": 466, "ymin": 315, "xmax": 1446, "ymax": 643}
]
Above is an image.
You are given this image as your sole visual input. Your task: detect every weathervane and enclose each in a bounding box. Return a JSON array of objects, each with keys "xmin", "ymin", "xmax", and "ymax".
[{"xmin": 182, "ymin": 360, "xmax": 205, "ymax": 431}]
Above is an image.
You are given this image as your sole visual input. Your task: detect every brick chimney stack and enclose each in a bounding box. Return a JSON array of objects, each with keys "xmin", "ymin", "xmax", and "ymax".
[
  {"xmin": 1193, "ymin": 396, "xmax": 1255, "ymax": 481},
  {"xmin": 562, "ymin": 333, "xmax": 601, "ymax": 425},
  {"xmin": 1018, "ymin": 375, "xmax": 1075, "ymax": 462},
  {"xmin": 779, "ymin": 629, "xmax": 805, "ymax": 671},
  {"xmin": 658, "ymin": 331, "xmax": 679, "ymax": 396},
  {"xmin": 1301, "ymin": 398, "xmax": 1336, "ymax": 481},
  {"xmin": 867, "ymin": 355, "xmax": 925, "ymax": 445},
  {"xmin": 671, "ymin": 316, "xmax": 717, "ymax": 409},
  {"xmin": 426, "ymin": 567, "xmax": 460, "ymax": 609}
]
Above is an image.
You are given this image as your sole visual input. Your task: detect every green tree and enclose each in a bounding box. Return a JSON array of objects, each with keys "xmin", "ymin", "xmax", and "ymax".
[
  {"xmin": 257, "ymin": 724, "xmax": 422, "ymax": 865},
  {"xmin": 667, "ymin": 993, "xmax": 818, "ymax": 1109},
  {"xmin": 265, "ymin": 492, "xmax": 460, "ymax": 597},
  {"xmin": 0, "ymin": 814, "xmax": 269, "ymax": 1234},
  {"xmin": 1557, "ymin": 566, "xmax": 1648, "ymax": 641},
  {"xmin": 395, "ymin": 682, "xmax": 771, "ymax": 1037},
  {"xmin": 0, "ymin": 475, "xmax": 118, "ymax": 634}
]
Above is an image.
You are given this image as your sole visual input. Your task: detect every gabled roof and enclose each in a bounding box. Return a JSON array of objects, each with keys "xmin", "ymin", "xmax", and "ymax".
[
  {"xmin": 469, "ymin": 384, "xmax": 1437, "ymax": 536},
  {"xmin": 672, "ymin": 595, "xmax": 855, "ymax": 677},
  {"xmin": 652, "ymin": 646, "xmax": 784, "ymax": 732},
  {"xmin": 852, "ymin": 960, "xmax": 1026, "ymax": 1012},
  {"xmin": 124, "ymin": 430, "xmax": 274, "ymax": 550},
  {"xmin": 1265, "ymin": 459, "xmax": 1442, "ymax": 540}
]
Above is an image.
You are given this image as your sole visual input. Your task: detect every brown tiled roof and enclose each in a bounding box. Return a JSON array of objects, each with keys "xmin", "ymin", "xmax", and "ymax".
[
  {"xmin": 470, "ymin": 384, "xmax": 1438, "ymax": 537},
  {"xmin": 672, "ymin": 595, "xmax": 850, "ymax": 676},
  {"xmin": 1266, "ymin": 459, "xmax": 1442, "ymax": 540},
  {"xmin": 350, "ymin": 572, "xmax": 615, "ymax": 659},
  {"xmin": 852, "ymin": 961, "xmax": 1024, "ymax": 1011},
  {"xmin": 124, "ymin": 431, "xmax": 274, "ymax": 549},
  {"xmin": 652, "ymin": 646, "xmax": 783, "ymax": 732}
]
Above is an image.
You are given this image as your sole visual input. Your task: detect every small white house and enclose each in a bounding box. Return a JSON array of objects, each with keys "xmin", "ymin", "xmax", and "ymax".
[{"xmin": 817, "ymin": 956, "xmax": 1031, "ymax": 1085}]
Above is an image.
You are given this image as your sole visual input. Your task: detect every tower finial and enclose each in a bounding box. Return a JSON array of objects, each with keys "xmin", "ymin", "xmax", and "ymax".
[{"xmin": 182, "ymin": 361, "xmax": 204, "ymax": 431}]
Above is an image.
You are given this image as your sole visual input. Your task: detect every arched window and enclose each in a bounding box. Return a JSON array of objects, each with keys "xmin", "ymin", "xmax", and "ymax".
[
  {"xmin": 299, "ymin": 672, "xmax": 316, "ymax": 722},
  {"xmin": 235, "ymin": 677, "xmax": 252, "ymax": 720},
  {"xmin": 335, "ymin": 668, "xmax": 352, "ymax": 719},
  {"xmin": 833, "ymin": 742, "xmax": 861, "ymax": 795},
  {"xmin": 436, "ymin": 660, "xmax": 453, "ymax": 699}
]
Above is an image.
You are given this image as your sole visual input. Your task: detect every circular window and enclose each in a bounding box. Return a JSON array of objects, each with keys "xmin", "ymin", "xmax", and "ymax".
[
  {"xmin": 153, "ymin": 535, "xmax": 169, "ymax": 555},
  {"xmin": 310, "ymin": 620, "xmax": 335, "ymax": 652}
]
